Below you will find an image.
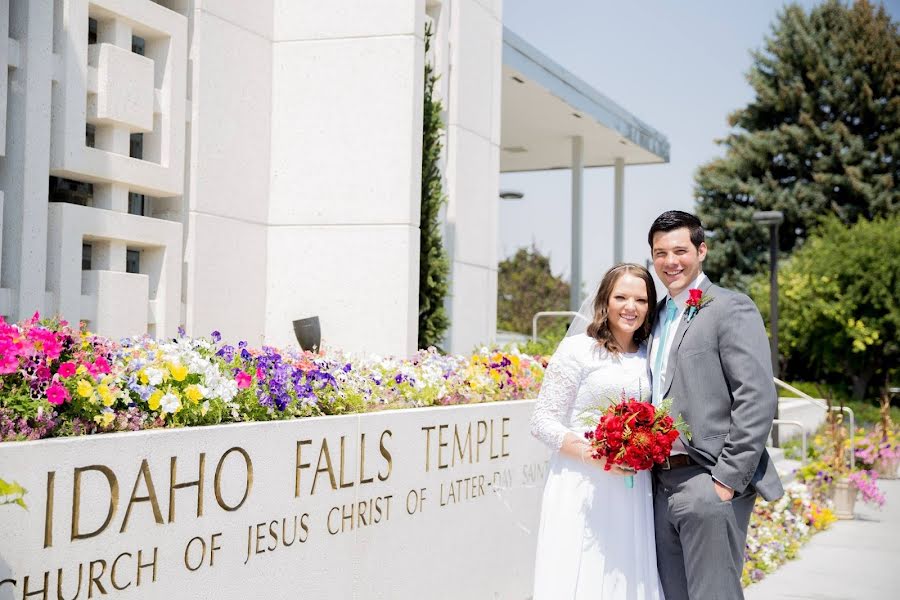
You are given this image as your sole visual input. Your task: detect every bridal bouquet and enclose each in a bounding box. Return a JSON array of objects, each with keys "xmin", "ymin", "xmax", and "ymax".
[{"xmin": 584, "ymin": 395, "xmax": 685, "ymax": 488}]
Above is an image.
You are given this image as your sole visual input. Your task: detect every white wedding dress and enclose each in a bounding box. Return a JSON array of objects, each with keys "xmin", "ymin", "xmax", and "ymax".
[{"xmin": 530, "ymin": 334, "xmax": 664, "ymax": 600}]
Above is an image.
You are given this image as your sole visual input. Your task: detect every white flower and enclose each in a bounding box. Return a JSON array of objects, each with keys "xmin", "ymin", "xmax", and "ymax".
[
  {"xmin": 144, "ymin": 367, "xmax": 164, "ymax": 386},
  {"xmin": 160, "ymin": 392, "xmax": 181, "ymax": 414}
]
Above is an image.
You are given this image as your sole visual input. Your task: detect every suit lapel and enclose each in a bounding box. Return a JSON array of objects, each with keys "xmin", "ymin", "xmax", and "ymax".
[{"xmin": 662, "ymin": 278, "xmax": 714, "ymax": 398}]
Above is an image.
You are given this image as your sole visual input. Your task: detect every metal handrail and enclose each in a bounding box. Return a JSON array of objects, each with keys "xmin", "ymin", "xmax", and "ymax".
[
  {"xmin": 771, "ymin": 419, "xmax": 807, "ymax": 465},
  {"xmin": 774, "ymin": 378, "xmax": 855, "ymax": 469},
  {"xmin": 531, "ymin": 311, "xmax": 579, "ymax": 342}
]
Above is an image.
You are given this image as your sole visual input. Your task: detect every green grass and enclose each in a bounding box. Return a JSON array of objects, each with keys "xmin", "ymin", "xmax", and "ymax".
[{"xmin": 842, "ymin": 400, "xmax": 900, "ymax": 427}]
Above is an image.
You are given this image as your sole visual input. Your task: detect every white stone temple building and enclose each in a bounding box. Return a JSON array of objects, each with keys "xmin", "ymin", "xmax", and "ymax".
[{"xmin": 0, "ymin": 0, "xmax": 668, "ymax": 356}]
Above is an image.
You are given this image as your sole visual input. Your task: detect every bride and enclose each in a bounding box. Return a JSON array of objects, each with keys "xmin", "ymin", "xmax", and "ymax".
[{"xmin": 530, "ymin": 263, "xmax": 664, "ymax": 600}]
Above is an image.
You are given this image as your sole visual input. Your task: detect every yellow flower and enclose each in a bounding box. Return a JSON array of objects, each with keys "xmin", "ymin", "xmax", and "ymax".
[
  {"xmin": 97, "ymin": 385, "xmax": 114, "ymax": 407},
  {"xmin": 148, "ymin": 390, "xmax": 163, "ymax": 411},
  {"xmin": 139, "ymin": 370, "xmax": 149, "ymax": 385},
  {"xmin": 77, "ymin": 379, "xmax": 94, "ymax": 398},
  {"xmin": 169, "ymin": 362, "xmax": 189, "ymax": 382},
  {"xmin": 185, "ymin": 384, "xmax": 204, "ymax": 404}
]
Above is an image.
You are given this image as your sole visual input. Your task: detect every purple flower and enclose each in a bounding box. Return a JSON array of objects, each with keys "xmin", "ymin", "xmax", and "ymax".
[
  {"xmin": 211, "ymin": 330, "xmax": 221, "ymax": 343},
  {"xmin": 217, "ymin": 345, "xmax": 235, "ymax": 362}
]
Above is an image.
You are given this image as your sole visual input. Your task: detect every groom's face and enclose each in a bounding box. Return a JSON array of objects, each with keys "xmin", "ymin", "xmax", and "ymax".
[{"xmin": 651, "ymin": 227, "xmax": 707, "ymax": 297}]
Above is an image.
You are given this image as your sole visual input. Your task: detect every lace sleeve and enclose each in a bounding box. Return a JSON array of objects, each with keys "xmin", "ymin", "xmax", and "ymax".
[{"xmin": 530, "ymin": 337, "xmax": 582, "ymax": 451}]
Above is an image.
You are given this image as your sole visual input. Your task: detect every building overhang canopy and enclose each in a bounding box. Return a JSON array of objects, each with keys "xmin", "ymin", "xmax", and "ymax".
[{"xmin": 501, "ymin": 28, "xmax": 670, "ymax": 173}]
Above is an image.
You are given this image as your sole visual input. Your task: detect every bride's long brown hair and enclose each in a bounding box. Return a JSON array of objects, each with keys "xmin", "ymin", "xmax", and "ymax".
[{"xmin": 586, "ymin": 264, "xmax": 656, "ymax": 354}]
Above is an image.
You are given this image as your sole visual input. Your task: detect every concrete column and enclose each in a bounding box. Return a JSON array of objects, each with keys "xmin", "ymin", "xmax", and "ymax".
[
  {"xmin": 91, "ymin": 182, "xmax": 128, "ymax": 274},
  {"xmin": 0, "ymin": 1, "xmax": 54, "ymax": 319},
  {"xmin": 46, "ymin": 205, "xmax": 83, "ymax": 322},
  {"xmin": 570, "ymin": 135, "xmax": 584, "ymax": 311},
  {"xmin": 93, "ymin": 182, "xmax": 129, "ymax": 213},
  {"xmin": 613, "ymin": 157, "xmax": 624, "ymax": 264},
  {"xmin": 97, "ymin": 16, "xmax": 132, "ymax": 48},
  {"xmin": 90, "ymin": 241, "xmax": 126, "ymax": 272}
]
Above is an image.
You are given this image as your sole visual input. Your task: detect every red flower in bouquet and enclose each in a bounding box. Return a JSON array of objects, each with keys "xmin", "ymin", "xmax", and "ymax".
[{"xmin": 584, "ymin": 394, "xmax": 687, "ymax": 482}]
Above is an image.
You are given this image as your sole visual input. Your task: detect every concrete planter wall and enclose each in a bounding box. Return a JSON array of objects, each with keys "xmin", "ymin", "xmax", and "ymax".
[{"xmin": 0, "ymin": 400, "xmax": 549, "ymax": 600}]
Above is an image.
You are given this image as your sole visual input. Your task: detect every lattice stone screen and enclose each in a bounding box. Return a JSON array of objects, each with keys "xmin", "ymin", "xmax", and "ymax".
[
  {"xmin": 51, "ymin": 0, "xmax": 186, "ymax": 195},
  {"xmin": 1, "ymin": 0, "xmax": 187, "ymax": 338}
]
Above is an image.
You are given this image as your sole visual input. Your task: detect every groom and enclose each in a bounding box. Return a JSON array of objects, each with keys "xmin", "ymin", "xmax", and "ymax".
[{"xmin": 648, "ymin": 210, "xmax": 783, "ymax": 600}]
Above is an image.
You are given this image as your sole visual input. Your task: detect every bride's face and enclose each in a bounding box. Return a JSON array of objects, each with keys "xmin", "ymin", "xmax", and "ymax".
[{"xmin": 606, "ymin": 273, "xmax": 650, "ymax": 339}]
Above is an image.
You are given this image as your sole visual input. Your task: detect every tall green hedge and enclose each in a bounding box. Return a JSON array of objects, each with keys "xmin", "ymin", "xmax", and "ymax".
[{"xmin": 418, "ymin": 23, "xmax": 451, "ymax": 350}]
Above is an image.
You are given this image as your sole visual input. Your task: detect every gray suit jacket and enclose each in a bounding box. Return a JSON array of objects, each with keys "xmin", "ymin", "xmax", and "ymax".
[{"xmin": 652, "ymin": 278, "xmax": 784, "ymax": 501}]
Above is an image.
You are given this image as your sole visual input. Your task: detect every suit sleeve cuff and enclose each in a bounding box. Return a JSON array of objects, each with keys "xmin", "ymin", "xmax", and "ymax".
[
  {"xmin": 710, "ymin": 465, "xmax": 745, "ymax": 494},
  {"xmin": 711, "ymin": 475, "xmax": 733, "ymax": 491}
]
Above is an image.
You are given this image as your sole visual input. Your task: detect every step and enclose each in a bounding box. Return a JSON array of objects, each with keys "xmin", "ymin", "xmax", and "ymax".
[{"xmin": 767, "ymin": 446, "xmax": 801, "ymax": 484}]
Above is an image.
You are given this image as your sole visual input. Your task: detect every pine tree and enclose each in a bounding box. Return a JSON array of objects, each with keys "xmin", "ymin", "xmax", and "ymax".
[
  {"xmin": 418, "ymin": 23, "xmax": 451, "ymax": 350},
  {"xmin": 695, "ymin": 0, "xmax": 899, "ymax": 289}
]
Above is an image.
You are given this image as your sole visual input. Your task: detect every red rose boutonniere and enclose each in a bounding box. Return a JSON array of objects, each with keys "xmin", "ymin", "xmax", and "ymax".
[{"xmin": 685, "ymin": 288, "xmax": 712, "ymax": 322}]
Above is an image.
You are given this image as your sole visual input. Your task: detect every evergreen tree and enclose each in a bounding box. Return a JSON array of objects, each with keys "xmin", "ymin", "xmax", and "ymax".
[
  {"xmin": 497, "ymin": 245, "xmax": 571, "ymax": 335},
  {"xmin": 418, "ymin": 23, "xmax": 451, "ymax": 350},
  {"xmin": 696, "ymin": 0, "xmax": 899, "ymax": 289}
]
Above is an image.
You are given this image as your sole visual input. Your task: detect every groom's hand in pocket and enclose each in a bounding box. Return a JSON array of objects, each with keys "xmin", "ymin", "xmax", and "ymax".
[{"xmin": 713, "ymin": 478, "xmax": 735, "ymax": 501}]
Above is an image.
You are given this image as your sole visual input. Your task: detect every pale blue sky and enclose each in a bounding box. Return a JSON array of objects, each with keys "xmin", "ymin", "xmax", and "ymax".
[{"xmin": 499, "ymin": 0, "xmax": 900, "ymax": 293}]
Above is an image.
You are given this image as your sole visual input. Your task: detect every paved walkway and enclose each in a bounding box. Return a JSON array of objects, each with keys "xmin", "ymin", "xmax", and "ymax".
[{"xmin": 744, "ymin": 478, "xmax": 900, "ymax": 600}]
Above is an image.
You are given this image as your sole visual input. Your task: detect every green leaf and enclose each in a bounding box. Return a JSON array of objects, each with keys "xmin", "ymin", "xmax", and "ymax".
[{"xmin": 0, "ymin": 477, "xmax": 28, "ymax": 510}]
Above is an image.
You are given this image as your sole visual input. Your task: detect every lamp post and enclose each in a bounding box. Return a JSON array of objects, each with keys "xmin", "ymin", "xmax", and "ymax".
[{"xmin": 753, "ymin": 210, "xmax": 784, "ymax": 446}]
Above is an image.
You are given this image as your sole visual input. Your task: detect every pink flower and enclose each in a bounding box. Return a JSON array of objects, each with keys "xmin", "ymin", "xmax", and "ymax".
[
  {"xmin": 58, "ymin": 362, "xmax": 77, "ymax": 378},
  {"xmin": 87, "ymin": 356, "xmax": 111, "ymax": 376},
  {"xmin": 27, "ymin": 327, "xmax": 63, "ymax": 360},
  {"xmin": 0, "ymin": 349, "xmax": 18, "ymax": 374},
  {"xmin": 235, "ymin": 370, "xmax": 252, "ymax": 389},
  {"xmin": 47, "ymin": 383, "xmax": 70, "ymax": 406},
  {"xmin": 35, "ymin": 365, "xmax": 51, "ymax": 382}
]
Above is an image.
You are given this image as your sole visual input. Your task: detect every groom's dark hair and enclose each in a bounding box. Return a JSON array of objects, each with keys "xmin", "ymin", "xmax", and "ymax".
[{"xmin": 648, "ymin": 210, "xmax": 705, "ymax": 250}]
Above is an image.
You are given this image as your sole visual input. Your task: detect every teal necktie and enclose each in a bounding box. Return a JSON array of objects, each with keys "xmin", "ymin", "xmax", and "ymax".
[{"xmin": 653, "ymin": 298, "xmax": 678, "ymax": 404}]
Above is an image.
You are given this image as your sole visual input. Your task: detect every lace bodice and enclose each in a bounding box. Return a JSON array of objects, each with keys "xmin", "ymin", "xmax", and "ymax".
[{"xmin": 530, "ymin": 334, "xmax": 651, "ymax": 450}]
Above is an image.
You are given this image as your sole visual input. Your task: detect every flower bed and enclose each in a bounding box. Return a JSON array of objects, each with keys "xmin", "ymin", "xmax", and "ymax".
[
  {"xmin": 0, "ymin": 314, "xmax": 545, "ymax": 441},
  {"xmin": 742, "ymin": 481, "xmax": 836, "ymax": 586},
  {"xmin": 743, "ymin": 418, "xmax": 896, "ymax": 587}
]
